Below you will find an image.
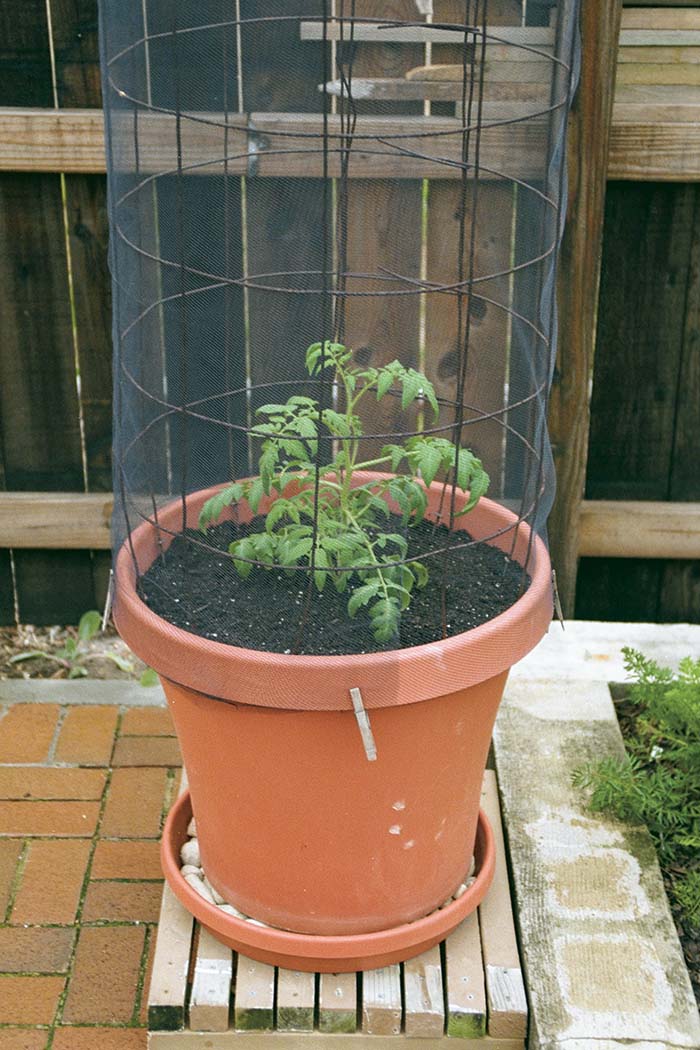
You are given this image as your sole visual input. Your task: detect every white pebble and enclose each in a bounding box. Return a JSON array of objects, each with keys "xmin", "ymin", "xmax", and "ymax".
[
  {"xmin": 180, "ymin": 864, "xmax": 201, "ymax": 878},
  {"xmin": 218, "ymin": 903, "xmax": 249, "ymax": 920},
  {"xmin": 184, "ymin": 872, "xmax": 215, "ymax": 904},
  {"xmin": 180, "ymin": 839, "xmax": 201, "ymax": 867},
  {"xmin": 245, "ymin": 917, "xmax": 269, "ymax": 928},
  {"xmin": 452, "ymin": 882, "xmax": 468, "ymax": 900},
  {"xmin": 203, "ymin": 876, "xmax": 226, "ymax": 905},
  {"xmin": 468, "ymin": 856, "xmax": 475, "ymax": 878},
  {"xmin": 187, "ymin": 817, "xmax": 197, "ymax": 837}
]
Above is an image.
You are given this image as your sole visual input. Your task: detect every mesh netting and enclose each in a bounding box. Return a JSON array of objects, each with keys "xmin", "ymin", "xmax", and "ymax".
[{"xmin": 101, "ymin": 0, "xmax": 579, "ymax": 657}]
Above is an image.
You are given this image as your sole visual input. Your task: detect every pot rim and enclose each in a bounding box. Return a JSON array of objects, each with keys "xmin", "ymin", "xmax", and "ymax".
[{"xmin": 114, "ymin": 475, "xmax": 552, "ymax": 709}]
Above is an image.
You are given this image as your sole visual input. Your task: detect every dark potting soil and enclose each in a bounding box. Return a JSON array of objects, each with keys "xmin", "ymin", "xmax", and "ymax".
[{"xmin": 139, "ymin": 517, "xmax": 529, "ymax": 657}]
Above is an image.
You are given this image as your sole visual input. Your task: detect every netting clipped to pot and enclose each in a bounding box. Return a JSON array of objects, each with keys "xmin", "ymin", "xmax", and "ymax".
[{"xmin": 101, "ymin": 0, "xmax": 580, "ymax": 971}]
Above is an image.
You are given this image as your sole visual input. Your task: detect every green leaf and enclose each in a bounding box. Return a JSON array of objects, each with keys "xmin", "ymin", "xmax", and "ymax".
[
  {"xmin": 247, "ymin": 478, "xmax": 264, "ymax": 514},
  {"xmin": 322, "ymin": 409, "xmax": 352, "ymax": 437},
  {"xmin": 348, "ymin": 580, "xmax": 381, "ymax": 618},
  {"xmin": 230, "ymin": 537, "xmax": 254, "ymax": 578},
  {"xmin": 199, "ymin": 483, "xmax": 243, "ymax": 530},
  {"xmin": 314, "ymin": 547, "xmax": 329, "ymax": 593},
  {"xmin": 401, "ymin": 369, "xmax": 423, "ymax": 410},
  {"xmin": 69, "ymin": 666, "xmax": 89, "ymax": 679},
  {"xmin": 265, "ymin": 499, "xmax": 300, "ymax": 533},
  {"xmin": 256, "ymin": 404, "xmax": 289, "ymax": 415},
  {"xmin": 418, "ymin": 444, "xmax": 442, "ymax": 487},
  {"xmin": 411, "ymin": 561, "xmax": 429, "ymax": 589},
  {"xmin": 139, "ymin": 667, "xmax": 159, "ymax": 687},
  {"xmin": 376, "ymin": 370, "xmax": 394, "ymax": 400},
  {"xmin": 78, "ymin": 610, "xmax": 102, "ymax": 643}
]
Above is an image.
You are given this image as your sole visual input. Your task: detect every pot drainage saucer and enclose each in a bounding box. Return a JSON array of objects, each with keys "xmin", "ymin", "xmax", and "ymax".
[{"xmin": 162, "ymin": 789, "xmax": 495, "ymax": 973}]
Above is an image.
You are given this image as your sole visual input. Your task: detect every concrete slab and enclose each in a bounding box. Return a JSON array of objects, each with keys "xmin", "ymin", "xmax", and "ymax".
[
  {"xmin": 493, "ymin": 677, "xmax": 700, "ymax": 1050},
  {"xmin": 0, "ymin": 678, "xmax": 166, "ymax": 706},
  {"xmin": 512, "ymin": 621, "xmax": 700, "ymax": 683}
]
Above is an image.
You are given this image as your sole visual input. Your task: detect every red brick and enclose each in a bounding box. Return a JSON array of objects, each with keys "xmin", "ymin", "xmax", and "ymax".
[
  {"xmin": 0, "ymin": 1029, "xmax": 48, "ymax": 1049},
  {"xmin": 0, "ymin": 706, "xmax": 60, "ymax": 763},
  {"xmin": 0, "ymin": 927, "xmax": 74, "ymax": 973},
  {"xmin": 101, "ymin": 768, "xmax": 167, "ymax": 838},
  {"xmin": 62, "ymin": 926, "xmax": 145, "ymax": 1023},
  {"xmin": 12, "ymin": 840, "xmax": 91, "ymax": 924},
  {"xmin": 90, "ymin": 841, "xmax": 162, "ymax": 881},
  {"xmin": 0, "ymin": 801, "xmax": 99, "ymax": 837},
  {"xmin": 0, "ymin": 768, "xmax": 106, "ymax": 801},
  {"xmin": 54, "ymin": 707, "xmax": 119, "ymax": 766},
  {"xmin": 52, "ymin": 1029, "xmax": 145, "ymax": 1050},
  {"xmin": 82, "ymin": 881, "xmax": 162, "ymax": 923},
  {"xmin": 0, "ymin": 840, "xmax": 23, "ymax": 916},
  {"xmin": 111, "ymin": 738, "xmax": 181, "ymax": 767},
  {"xmin": 0, "ymin": 975, "xmax": 64, "ymax": 1024},
  {"xmin": 121, "ymin": 707, "xmax": 174, "ymax": 736}
]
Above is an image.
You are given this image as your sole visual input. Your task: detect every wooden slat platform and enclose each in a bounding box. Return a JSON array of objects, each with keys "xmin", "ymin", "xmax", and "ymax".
[{"xmin": 148, "ymin": 771, "xmax": 526, "ymax": 1047}]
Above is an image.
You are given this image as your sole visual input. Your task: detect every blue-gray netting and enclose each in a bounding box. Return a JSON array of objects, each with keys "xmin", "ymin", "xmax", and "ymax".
[{"xmin": 100, "ymin": 0, "xmax": 579, "ymax": 655}]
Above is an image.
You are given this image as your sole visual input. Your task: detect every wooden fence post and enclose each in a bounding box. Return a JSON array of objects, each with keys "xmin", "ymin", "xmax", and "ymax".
[{"xmin": 548, "ymin": 0, "xmax": 623, "ymax": 617}]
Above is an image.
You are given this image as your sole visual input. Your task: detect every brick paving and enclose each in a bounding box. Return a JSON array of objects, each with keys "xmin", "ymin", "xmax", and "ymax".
[{"xmin": 0, "ymin": 700, "xmax": 179, "ymax": 1048}]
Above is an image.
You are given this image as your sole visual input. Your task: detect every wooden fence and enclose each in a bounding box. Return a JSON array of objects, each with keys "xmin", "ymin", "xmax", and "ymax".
[{"xmin": 0, "ymin": 0, "xmax": 698, "ymax": 626}]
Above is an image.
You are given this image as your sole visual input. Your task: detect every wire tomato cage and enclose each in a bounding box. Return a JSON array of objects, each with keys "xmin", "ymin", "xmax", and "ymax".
[{"xmin": 101, "ymin": 0, "xmax": 580, "ymax": 657}]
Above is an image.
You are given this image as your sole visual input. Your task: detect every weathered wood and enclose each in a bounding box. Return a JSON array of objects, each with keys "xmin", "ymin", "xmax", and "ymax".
[
  {"xmin": 479, "ymin": 772, "xmax": 527, "ymax": 1040},
  {"xmin": 188, "ymin": 926, "xmax": 233, "ymax": 1032},
  {"xmin": 0, "ymin": 0, "xmax": 98, "ymax": 623},
  {"xmin": 579, "ymin": 501, "xmax": 700, "ymax": 560},
  {"xmin": 300, "ymin": 22, "xmax": 552, "ymax": 44},
  {"xmin": 361, "ymin": 966, "xmax": 402, "ymax": 1036},
  {"xmin": 548, "ymin": 0, "xmax": 623, "ymax": 617},
  {"xmin": 148, "ymin": 882, "xmax": 196, "ymax": 1031},
  {"xmin": 0, "ymin": 492, "xmax": 112, "ymax": 548},
  {"xmin": 318, "ymin": 972, "xmax": 357, "ymax": 1034},
  {"xmin": 444, "ymin": 911, "xmax": 487, "ymax": 1038},
  {"xmin": 276, "ymin": 969, "xmax": 316, "ymax": 1033},
  {"xmin": 403, "ymin": 944, "xmax": 445, "ymax": 1038},
  {"xmin": 150, "ymin": 1034, "xmax": 527, "ymax": 1048},
  {"xmin": 3, "ymin": 105, "xmax": 700, "ymax": 181},
  {"xmin": 233, "ymin": 956, "xmax": 276, "ymax": 1031}
]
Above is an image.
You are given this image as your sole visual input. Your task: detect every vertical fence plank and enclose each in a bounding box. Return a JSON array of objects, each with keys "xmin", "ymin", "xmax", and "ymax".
[
  {"xmin": 0, "ymin": 0, "xmax": 97, "ymax": 623},
  {"xmin": 576, "ymin": 183, "xmax": 698, "ymax": 622},
  {"xmin": 51, "ymin": 0, "xmax": 113, "ymax": 606},
  {"xmin": 427, "ymin": 1, "xmax": 521, "ymax": 493},
  {"xmin": 341, "ymin": 0, "xmax": 423, "ymax": 452},
  {"xmin": 548, "ymin": 0, "xmax": 623, "ymax": 616}
]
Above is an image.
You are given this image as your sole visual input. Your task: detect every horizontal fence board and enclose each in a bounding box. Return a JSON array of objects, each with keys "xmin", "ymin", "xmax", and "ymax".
[
  {"xmin": 2, "ymin": 492, "xmax": 699, "ymax": 560},
  {"xmin": 2, "ymin": 105, "xmax": 699, "ymax": 181}
]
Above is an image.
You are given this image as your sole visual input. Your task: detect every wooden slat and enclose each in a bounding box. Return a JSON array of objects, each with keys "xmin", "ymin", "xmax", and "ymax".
[
  {"xmin": 361, "ymin": 966, "xmax": 402, "ymax": 1036},
  {"xmin": 579, "ymin": 502, "xmax": 700, "ymax": 560},
  {"xmin": 300, "ymin": 22, "xmax": 553, "ymax": 44},
  {"xmin": 318, "ymin": 972, "xmax": 357, "ymax": 1034},
  {"xmin": 188, "ymin": 927, "xmax": 232, "ymax": 1032},
  {"xmin": 444, "ymin": 911, "xmax": 487, "ymax": 1038},
  {"xmin": 2, "ymin": 105, "xmax": 699, "ymax": 181},
  {"xmin": 150, "ymin": 1034, "xmax": 527, "ymax": 1048},
  {"xmin": 148, "ymin": 883, "xmax": 196, "ymax": 1031},
  {"xmin": 3, "ymin": 491, "xmax": 700, "ymax": 559},
  {"xmin": 276, "ymin": 969, "xmax": 315, "ymax": 1033},
  {"xmin": 480, "ymin": 772, "xmax": 527, "ymax": 1040},
  {"xmin": 621, "ymin": 8, "xmax": 700, "ymax": 29},
  {"xmin": 403, "ymin": 945, "xmax": 445, "ymax": 1038},
  {"xmin": 233, "ymin": 955, "xmax": 275, "ymax": 1031},
  {"xmin": 0, "ymin": 492, "xmax": 112, "ymax": 548},
  {"xmin": 548, "ymin": 0, "xmax": 623, "ymax": 616}
]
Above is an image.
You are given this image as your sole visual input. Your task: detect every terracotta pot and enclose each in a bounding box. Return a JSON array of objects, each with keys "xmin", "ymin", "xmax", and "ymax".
[
  {"xmin": 115, "ymin": 474, "xmax": 551, "ymax": 957},
  {"xmin": 161, "ymin": 788, "xmax": 495, "ymax": 973}
]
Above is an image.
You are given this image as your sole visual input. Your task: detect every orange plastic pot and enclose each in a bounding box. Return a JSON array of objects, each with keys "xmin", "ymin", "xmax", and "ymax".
[{"xmin": 115, "ymin": 475, "xmax": 552, "ymax": 962}]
